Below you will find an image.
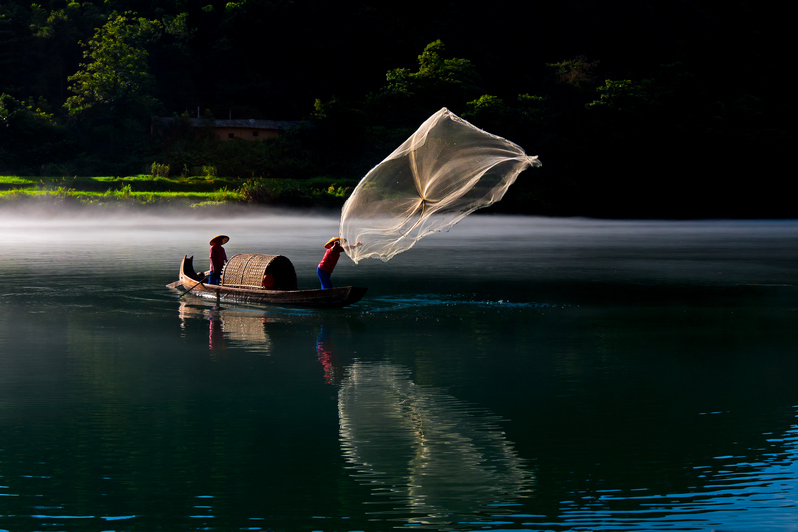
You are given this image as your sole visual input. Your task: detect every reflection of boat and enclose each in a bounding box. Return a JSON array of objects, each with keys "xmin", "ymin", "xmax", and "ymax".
[
  {"xmin": 175, "ymin": 255, "xmax": 367, "ymax": 308},
  {"xmin": 338, "ymin": 361, "xmax": 533, "ymax": 523},
  {"xmin": 215, "ymin": 312, "xmax": 273, "ymax": 349},
  {"xmin": 178, "ymin": 302, "xmax": 275, "ymax": 354}
]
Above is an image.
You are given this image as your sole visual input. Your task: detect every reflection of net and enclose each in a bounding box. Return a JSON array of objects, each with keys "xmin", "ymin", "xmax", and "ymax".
[
  {"xmin": 338, "ymin": 361, "xmax": 532, "ymax": 521},
  {"xmin": 340, "ymin": 108, "xmax": 541, "ymax": 263}
]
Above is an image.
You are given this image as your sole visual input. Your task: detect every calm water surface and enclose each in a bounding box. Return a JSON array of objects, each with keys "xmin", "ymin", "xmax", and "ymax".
[{"xmin": 1, "ymin": 210, "xmax": 797, "ymax": 532}]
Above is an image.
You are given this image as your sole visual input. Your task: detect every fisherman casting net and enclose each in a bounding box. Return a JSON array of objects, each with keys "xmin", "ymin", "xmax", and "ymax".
[{"xmin": 340, "ymin": 107, "xmax": 541, "ymax": 264}]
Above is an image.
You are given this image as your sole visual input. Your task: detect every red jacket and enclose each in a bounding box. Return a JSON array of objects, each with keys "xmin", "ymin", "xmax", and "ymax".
[
  {"xmin": 318, "ymin": 242, "xmax": 343, "ymax": 273},
  {"xmin": 209, "ymin": 243, "xmax": 227, "ymax": 272}
]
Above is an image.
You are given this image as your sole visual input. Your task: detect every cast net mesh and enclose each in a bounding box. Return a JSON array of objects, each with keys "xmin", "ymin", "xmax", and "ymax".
[{"xmin": 340, "ymin": 108, "xmax": 541, "ymax": 263}]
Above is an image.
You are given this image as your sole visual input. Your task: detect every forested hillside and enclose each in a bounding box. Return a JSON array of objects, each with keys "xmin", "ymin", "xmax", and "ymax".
[{"xmin": 1, "ymin": 0, "xmax": 793, "ymax": 217}]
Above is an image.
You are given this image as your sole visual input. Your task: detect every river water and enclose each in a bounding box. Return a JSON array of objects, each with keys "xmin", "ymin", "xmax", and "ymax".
[{"xmin": 1, "ymin": 210, "xmax": 797, "ymax": 532}]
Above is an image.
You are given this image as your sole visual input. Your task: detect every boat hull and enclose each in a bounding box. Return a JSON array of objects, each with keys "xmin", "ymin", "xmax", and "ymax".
[{"xmin": 176, "ymin": 255, "xmax": 367, "ymax": 308}]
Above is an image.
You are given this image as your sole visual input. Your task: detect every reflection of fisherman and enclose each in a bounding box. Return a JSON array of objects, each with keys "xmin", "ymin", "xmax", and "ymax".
[
  {"xmin": 208, "ymin": 235, "xmax": 229, "ymax": 285},
  {"xmin": 208, "ymin": 312, "xmax": 226, "ymax": 356},
  {"xmin": 317, "ymin": 237, "xmax": 361, "ymax": 289},
  {"xmin": 316, "ymin": 325, "xmax": 340, "ymax": 384}
]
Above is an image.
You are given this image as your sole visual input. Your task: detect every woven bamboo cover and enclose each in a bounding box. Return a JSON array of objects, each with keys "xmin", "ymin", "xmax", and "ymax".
[{"xmin": 221, "ymin": 254, "xmax": 297, "ymax": 290}]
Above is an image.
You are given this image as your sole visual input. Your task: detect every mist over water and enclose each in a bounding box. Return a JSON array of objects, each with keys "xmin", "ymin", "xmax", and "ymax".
[
  {"xmin": 5, "ymin": 208, "xmax": 797, "ymax": 288},
  {"xmin": 2, "ymin": 208, "xmax": 798, "ymax": 531}
]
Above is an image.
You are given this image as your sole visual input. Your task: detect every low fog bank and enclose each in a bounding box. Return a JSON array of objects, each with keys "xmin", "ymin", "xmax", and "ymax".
[
  {"xmin": 5, "ymin": 202, "xmax": 797, "ymax": 228},
  {"xmin": 4, "ymin": 205, "xmax": 798, "ymax": 293},
  {"xmin": 5, "ymin": 204, "xmax": 798, "ymax": 253}
]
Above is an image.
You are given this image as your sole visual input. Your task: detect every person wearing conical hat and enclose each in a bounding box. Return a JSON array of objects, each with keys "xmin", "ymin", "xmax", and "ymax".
[
  {"xmin": 208, "ymin": 235, "xmax": 229, "ymax": 285},
  {"xmin": 317, "ymin": 237, "xmax": 361, "ymax": 289}
]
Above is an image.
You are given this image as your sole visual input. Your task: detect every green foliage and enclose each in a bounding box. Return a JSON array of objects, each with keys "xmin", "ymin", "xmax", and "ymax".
[
  {"xmin": 238, "ymin": 177, "xmax": 356, "ymax": 207},
  {"xmin": 0, "ymin": 184, "xmax": 239, "ymax": 208},
  {"xmin": 587, "ymin": 79, "xmax": 648, "ymax": 111},
  {"xmin": 326, "ymin": 184, "xmax": 348, "ymax": 198},
  {"xmin": 56, "ymin": 12, "xmax": 164, "ymax": 174},
  {"xmin": 546, "ymin": 55, "xmax": 600, "ymax": 90},
  {"xmin": 0, "ymin": 93, "xmax": 74, "ymax": 174},
  {"xmin": 463, "ymin": 95, "xmax": 509, "ymax": 122},
  {"xmin": 0, "ymin": 189, "xmax": 30, "ymax": 203},
  {"xmin": 411, "ymin": 40, "xmax": 481, "ymax": 87},
  {"xmin": 64, "ymin": 13, "xmax": 162, "ymax": 119},
  {"xmin": 374, "ymin": 40, "xmax": 484, "ymax": 125},
  {"xmin": 162, "ymin": 12, "xmax": 194, "ymax": 41},
  {"xmin": 0, "ymin": 176, "xmax": 35, "ymax": 185},
  {"xmin": 10, "ymin": 174, "xmax": 247, "ymax": 195},
  {"xmin": 151, "ymin": 161, "xmax": 170, "ymax": 177},
  {"xmin": 516, "ymin": 94, "xmax": 549, "ymax": 121},
  {"xmin": 158, "ymin": 122, "xmax": 318, "ymax": 180},
  {"xmin": 209, "ymin": 187, "xmax": 240, "ymax": 202}
]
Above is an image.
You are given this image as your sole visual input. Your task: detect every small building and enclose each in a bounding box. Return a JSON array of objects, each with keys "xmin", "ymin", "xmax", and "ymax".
[{"xmin": 151, "ymin": 117, "xmax": 302, "ymax": 141}]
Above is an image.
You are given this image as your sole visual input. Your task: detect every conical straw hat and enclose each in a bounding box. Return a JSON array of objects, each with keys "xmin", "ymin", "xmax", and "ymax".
[{"xmin": 324, "ymin": 237, "xmax": 346, "ymax": 249}]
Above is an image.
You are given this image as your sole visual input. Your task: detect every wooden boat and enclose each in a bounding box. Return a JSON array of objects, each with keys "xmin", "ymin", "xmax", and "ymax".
[{"xmin": 173, "ymin": 254, "xmax": 367, "ymax": 308}]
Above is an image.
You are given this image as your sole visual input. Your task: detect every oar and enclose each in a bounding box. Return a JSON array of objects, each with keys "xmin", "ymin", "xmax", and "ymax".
[{"xmin": 178, "ymin": 274, "xmax": 210, "ymax": 298}]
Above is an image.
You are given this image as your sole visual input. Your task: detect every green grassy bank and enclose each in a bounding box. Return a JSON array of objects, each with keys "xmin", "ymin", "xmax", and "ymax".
[{"xmin": 0, "ymin": 175, "xmax": 358, "ymax": 210}]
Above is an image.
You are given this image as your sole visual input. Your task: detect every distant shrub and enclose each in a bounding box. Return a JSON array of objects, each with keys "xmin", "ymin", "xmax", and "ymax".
[
  {"xmin": 0, "ymin": 190, "xmax": 31, "ymax": 203},
  {"xmin": 210, "ymin": 187, "xmax": 242, "ymax": 202},
  {"xmin": 237, "ymin": 177, "xmax": 352, "ymax": 207},
  {"xmin": 238, "ymin": 178, "xmax": 278, "ymax": 204},
  {"xmin": 325, "ymin": 185, "xmax": 348, "ymax": 198},
  {"xmin": 151, "ymin": 162, "xmax": 170, "ymax": 177}
]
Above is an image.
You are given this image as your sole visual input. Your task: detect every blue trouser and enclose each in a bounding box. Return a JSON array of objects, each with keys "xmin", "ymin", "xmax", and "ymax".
[
  {"xmin": 208, "ymin": 271, "xmax": 221, "ymax": 285},
  {"xmin": 317, "ymin": 267, "xmax": 332, "ymax": 289}
]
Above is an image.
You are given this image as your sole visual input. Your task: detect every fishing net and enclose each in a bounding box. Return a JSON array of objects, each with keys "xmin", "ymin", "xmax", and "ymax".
[{"xmin": 340, "ymin": 107, "xmax": 541, "ymax": 263}]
